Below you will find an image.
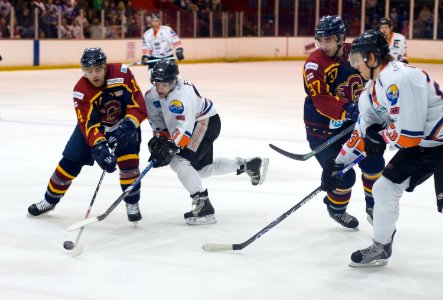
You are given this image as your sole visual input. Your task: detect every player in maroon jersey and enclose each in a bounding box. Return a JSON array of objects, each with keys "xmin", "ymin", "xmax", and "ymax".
[
  {"xmin": 303, "ymin": 16, "xmax": 385, "ymax": 229},
  {"xmin": 28, "ymin": 48, "xmax": 148, "ymax": 223}
]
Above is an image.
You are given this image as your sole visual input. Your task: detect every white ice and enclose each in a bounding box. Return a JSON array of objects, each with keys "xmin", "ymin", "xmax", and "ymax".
[{"xmin": 0, "ymin": 62, "xmax": 442, "ymax": 300}]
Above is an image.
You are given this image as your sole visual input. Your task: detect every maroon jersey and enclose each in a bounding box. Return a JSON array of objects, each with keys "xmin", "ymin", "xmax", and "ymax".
[
  {"xmin": 73, "ymin": 63, "xmax": 147, "ymax": 147},
  {"xmin": 303, "ymin": 44, "xmax": 364, "ymax": 132}
]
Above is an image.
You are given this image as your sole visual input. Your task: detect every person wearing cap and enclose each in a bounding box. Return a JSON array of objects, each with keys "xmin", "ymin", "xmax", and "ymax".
[
  {"xmin": 141, "ymin": 14, "xmax": 184, "ymax": 69},
  {"xmin": 379, "ymin": 17, "xmax": 408, "ymax": 63}
]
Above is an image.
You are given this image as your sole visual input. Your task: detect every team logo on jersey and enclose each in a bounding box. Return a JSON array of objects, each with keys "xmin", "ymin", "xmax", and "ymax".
[
  {"xmin": 394, "ymin": 40, "xmax": 400, "ymax": 48},
  {"xmin": 121, "ymin": 64, "xmax": 128, "ymax": 73},
  {"xmin": 386, "ymin": 84, "xmax": 400, "ymax": 105},
  {"xmin": 176, "ymin": 115, "xmax": 185, "ymax": 121},
  {"xmin": 100, "ymin": 100, "xmax": 121, "ymax": 124},
  {"xmin": 73, "ymin": 91, "xmax": 84, "ymax": 100},
  {"xmin": 115, "ymin": 90, "xmax": 123, "ymax": 97},
  {"xmin": 169, "ymin": 100, "xmax": 184, "ymax": 114},
  {"xmin": 305, "ymin": 62, "xmax": 318, "ymax": 71},
  {"xmin": 153, "ymin": 100, "xmax": 161, "ymax": 108}
]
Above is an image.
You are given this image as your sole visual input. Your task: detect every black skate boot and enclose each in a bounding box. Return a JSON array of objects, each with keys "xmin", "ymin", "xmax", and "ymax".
[
  {"xmin": 126, "ymin": 202, "xmax": 142, "ymax": 223},
  {"xmin": 327, "ymin": 204, "xmax": 359, "ymax": 230},
  {"xmin": 349, "ymin": 239, "xmax": 393, "ymax": 267},
  {"xmin": 366, "ymin": 206, "xmax": 374, "ymax": 225},
  {"xmin": 184, "ymin": 189, "xmax": 216, "ymax": 225},
  {"xmin": 28, "ymin": 199, "xmax": 56, "ymax": 216},
  {"xmin": 236, "ymin": 157, "xmax": 269, "ymax": 186}
]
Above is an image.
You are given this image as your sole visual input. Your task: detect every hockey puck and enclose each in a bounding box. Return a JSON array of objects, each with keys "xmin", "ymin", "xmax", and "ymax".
[{"xmin": 63, "ymin": 241, "xmax": 75, "ymax": 250}]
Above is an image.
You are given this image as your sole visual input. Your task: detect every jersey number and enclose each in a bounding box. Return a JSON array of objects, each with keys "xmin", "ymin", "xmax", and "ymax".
[{"xmin": 307, "ymin": 80, "xmax": 321, "ymax": 97}]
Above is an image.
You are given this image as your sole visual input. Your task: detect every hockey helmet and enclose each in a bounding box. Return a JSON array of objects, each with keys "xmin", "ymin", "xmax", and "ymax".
[
  {"xmin": 151, "ymin": 59, "xmax": 179, "ymax": 83},
  {"xmin": 80, "ymin": 47, "xmax": 107, "ymax": 68},
  {"xmin": 379, "ymin": 17, "xmax": 393, "ymax": 27},
  {"xmin": 151, "ymin": 13, "xmax": 160, "ymax": 21},
  {"xmin": 350, "ymin": 30, "xmax": 390, "ymax": 61},
  {"xmin": 315, "ymin": 15, "xmax": 346, "ymax": 40}
]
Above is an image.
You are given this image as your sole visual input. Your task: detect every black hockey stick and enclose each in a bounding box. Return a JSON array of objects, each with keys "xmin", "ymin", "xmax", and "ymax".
[
  {"xmin": 130, "ymin": 56, "xmax": 175, "ymax": 66},
  {"xmin": 67, "ymin": 160, "xmax": 156, "ymax": 231},
  {"xmin": 202, "ymin": 153, "xmax": 366, "ymax": 252},
  {"xmin": 269, "ymin": 124, "xmax": 355, "ymax": 161}
]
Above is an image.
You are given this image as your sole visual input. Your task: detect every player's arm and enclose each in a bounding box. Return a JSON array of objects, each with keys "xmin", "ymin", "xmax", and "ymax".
[
  {"xmin": 381, "ymin": 72, "xmax": 426, "ymax": 149},
  {"xmin": 303, "ymin": 62, "xmax": 349, "ymax": 120},
  {"xmin": 74, "ymin": 91, "xmax": 106, "ymax": 147},
  {"xmin": 123, "ymin": 68, "xmax": 148, "ymax": 127}
]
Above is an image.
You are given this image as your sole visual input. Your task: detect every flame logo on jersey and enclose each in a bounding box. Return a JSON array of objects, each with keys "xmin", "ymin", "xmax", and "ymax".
[
  {"xmin": 169, "ymin": 99, "xmax": 184, "ymax": 114},
  {"xmin": 100, "ymin": 100, "xmax": 121, "ymax": 125},
  {"xmin": 386, "ymin": 84, "xmax": 400, "ymax": 105},
  {"xmin": 335, "ymin": 74, "xmax": 364, "ymax": 101}
]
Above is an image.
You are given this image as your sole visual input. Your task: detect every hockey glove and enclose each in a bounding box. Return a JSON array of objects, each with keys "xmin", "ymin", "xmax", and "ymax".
[
  {"xmin": 364, "ymin": 124, "xmax": 386, "ymax": 157},
  {"xmin": 149, "ymin": 139, "xmax": 179, "ymax": 168},
  {"xmin": 148, "ymin": 136, "xmax": 161, "ymax": 153},
  {"xmin": 92, "ymin": 141, "xmax": 117, "ymax": 173},
  {"xmin": 321, "ymin": 157, "xmax": 344, "ymax": 192},
  {"xmin": 176, "ymin": 48, "xmax": 184, "ymax": 61},
  {"xmin": 108, "ymin": 119, "xmax": 136, "ymax": 150},
  {"xmin": 141, "ymin": 55, "xmax": 150, "ymax": 65},
  {"xmin": 343, "ymin": 102, "xmax": 359, "ymax": 122}
]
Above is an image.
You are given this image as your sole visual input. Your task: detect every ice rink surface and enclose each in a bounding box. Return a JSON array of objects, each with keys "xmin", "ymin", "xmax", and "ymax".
[{"xmin": 0, "ymin": 61, "xmax": 442, "ymax": 300}]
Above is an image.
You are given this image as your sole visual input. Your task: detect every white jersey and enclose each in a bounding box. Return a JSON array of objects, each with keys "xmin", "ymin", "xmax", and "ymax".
[
  {"xmin": 337, "ymin": 61, "xmax": 443, "ymax": 165},
  {"xmin": 141, "ymin": 25, "xmax": 182, "ymax": 58},
  {"xmin": 145, "ymin": 78, "xmax": 218, "ymax": 148},
  {"xmin": 388, "ymin": 32, "xmax": 407, "ymax": 61}
]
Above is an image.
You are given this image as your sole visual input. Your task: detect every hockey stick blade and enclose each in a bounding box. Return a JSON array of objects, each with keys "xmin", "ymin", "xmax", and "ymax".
[
  {"xmin": 202, "ymin": 243, "xmax": 234, "ymax": 252},
  {"xmin": 202, "ymin": 153, "xmax": 366, "ymax": 252},
  {"xmin": 67, "ymin": 217, "xmax": 99, "ymax": 231},
  {"xmin": 269, "ymin": 124, "xmax": 355, "ymax": 161},
  {"xmin": 66, "ymin": 160, "xmax": 155, "ymax": 231}
]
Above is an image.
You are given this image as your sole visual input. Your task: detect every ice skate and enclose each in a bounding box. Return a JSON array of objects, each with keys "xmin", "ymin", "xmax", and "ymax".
[
  {"xmin": 126, "ymin": 202, "xmax": 142, "ymax": 225},
  {"xmin": 327, "ymin": 205, "xmax": 359, "ymax": 230},
  {"xmin": 27, "ymin": 199, "xmax": 56, "ymax": 216},
  {"xmin": 237, "ymin": 157, "xmax": 269, "ymax": 185},
  {"xmin": 349, "ymin": 240, "xmax": 393, "ymax": 267},
  {"xmin": 184, "ymin": 190, "xmax": 216, "ymax": 225}
]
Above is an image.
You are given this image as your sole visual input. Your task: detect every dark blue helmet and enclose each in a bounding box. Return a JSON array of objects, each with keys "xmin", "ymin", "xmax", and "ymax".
[
  {"xmin": 315, "ymin": 15, "xmax": 346, "ymax": 40},
  {"xmin": 151, "ymin": 59, "xmax": 179, "ymax": 83},
  {"xmin": 379, "ymin": 17, "xmax": 393, "ymax": 27},
  {"xmin": 351, "ymin": 30, "xmax": 390, "ymax": 60},
  {"xmin": 80, "ymin": 47, "xmax": 107, "ymax": 68}
]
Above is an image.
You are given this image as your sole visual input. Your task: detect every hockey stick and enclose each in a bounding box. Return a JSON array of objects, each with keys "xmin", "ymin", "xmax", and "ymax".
[
  {"xmin": 130, "ymin": 56, "xmax": 175, "ymax": 66},
  {"xmin": 269, "ymin": 124, "xmax": 355, "ymax": 161},
  {"xmin": 67, "ymin": 160, "xmax": 156, "ymax": 231},
  {"xmin": 202, "ymin": 153, "xmax": 366, "ymax": 252},
  {"xmin": 63, "ymin": 146, "xmax": 117, "ymax": 252}
]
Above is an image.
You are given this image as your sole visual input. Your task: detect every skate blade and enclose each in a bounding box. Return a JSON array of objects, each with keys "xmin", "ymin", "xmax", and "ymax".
[
  {"xmin": 258, "ymin": 158, "xmax": 269, "ymax": 185},
  {"xmin": 349, "ymin": 259, "xmax": 388, "ymax": 268},
  {"xmin": 186, "ymin": 214, "xmax": 217, "ymax": 225}
]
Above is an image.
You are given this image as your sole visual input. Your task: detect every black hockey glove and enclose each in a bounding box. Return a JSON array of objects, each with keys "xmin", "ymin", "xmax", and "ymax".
[
  {"xmin": 176, "ymin": 48, "xmax": 184, "ymax": 61},
  {"xmin": 148, "ymin": 136, "xmax": 161, "ymax": 153},
  {"xmin": 321, "ymin": 157, "xmax": 344, "ymax": 192},
  {"xmin": 92, "ymin": 141, "xmax": 117, "ymax": 173},
  {"xmin": 149, "ymin": 139, "xmax": 179, "ymax": 168},
  {"xmin": 343, "ymin": 102, "xmax": 359, "ymax": 122},
  {"xmin": 108, "ymin": 119, "xmax": 136, "ymax": 150},
  {"xmin": 364, "ymin": 124, "xmax": 386, "ymax": 157},
  {"xmin": 141, "ymin": 55, "xmax": 150, "ymax": 65}
]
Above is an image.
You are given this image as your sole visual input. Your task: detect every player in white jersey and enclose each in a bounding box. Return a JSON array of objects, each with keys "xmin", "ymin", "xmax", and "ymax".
[
  {"xmin": 379, "ymin": 18, "xmax": 408, "ymax": 63},
  {"xmin": 144, "ymin": 59, "xmax": 269, "ymax": 225},
  {"xmin": 141, "ymin": 14, "xmax": 184, "ymax": 69},
  {"xmin": 322, "ymin": 30, "xmax": 443, "ymax": 267}
]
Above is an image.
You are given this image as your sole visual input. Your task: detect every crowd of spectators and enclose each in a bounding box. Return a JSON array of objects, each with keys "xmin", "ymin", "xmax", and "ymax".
[{"xmin": 0, "ymin": 0, "xmax": 442, "ymax": 40}]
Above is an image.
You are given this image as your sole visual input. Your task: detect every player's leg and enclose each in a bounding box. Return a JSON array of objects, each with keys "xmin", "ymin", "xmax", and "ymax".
[
  {"xmin": 114, "ymin": 128, "xmax": 142, "ymax": 222},
  {"xmin": 28, "ymin": 125, "xmax": 92, "ymax": 216},
  {"xmin": 358, "ymin": 154, "xmax": 385, "ymax": 224}
]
